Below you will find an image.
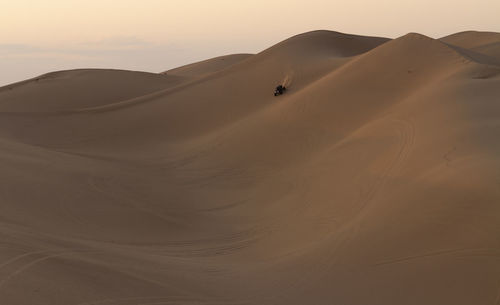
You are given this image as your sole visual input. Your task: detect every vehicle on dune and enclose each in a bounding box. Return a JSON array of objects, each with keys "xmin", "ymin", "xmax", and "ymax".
[{"xmin": 274, "ymin": 85, "xmax": 286, "ymax": 96}]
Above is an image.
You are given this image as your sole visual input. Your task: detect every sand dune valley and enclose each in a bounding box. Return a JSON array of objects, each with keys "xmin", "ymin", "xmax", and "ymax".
[{"xmin": 1, "ymin": 30, "xmax": 500, "ymax": 305}]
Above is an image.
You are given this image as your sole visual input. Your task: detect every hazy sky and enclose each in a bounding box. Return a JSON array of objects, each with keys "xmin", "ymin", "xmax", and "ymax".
[{"xmin": 1, "ymin": 0, "xmax": 499, "ymax": 86}]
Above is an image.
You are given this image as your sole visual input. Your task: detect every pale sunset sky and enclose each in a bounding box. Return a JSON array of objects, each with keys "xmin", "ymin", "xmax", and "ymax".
[{"xmin": 1, "ymin": 0, "xmax": 499, "ymax": 86}]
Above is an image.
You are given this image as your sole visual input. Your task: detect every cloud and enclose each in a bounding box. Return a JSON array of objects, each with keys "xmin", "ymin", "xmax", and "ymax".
[
  {"xmin": 79, "ymin": 36, "xmax": 156, "ymax": 51},
  {"xmin": 0, "ymin": 43, "xmax": 42, "ymax": 54},
  {"xmin": 0, "ymin": 37, "xmax": 183, "ymax": 61}
]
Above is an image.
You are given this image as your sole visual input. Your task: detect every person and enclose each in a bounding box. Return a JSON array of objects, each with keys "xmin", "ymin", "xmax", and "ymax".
[{"xmin": 274, "ymin": 85, "xmax": 286, "ymax": 96}]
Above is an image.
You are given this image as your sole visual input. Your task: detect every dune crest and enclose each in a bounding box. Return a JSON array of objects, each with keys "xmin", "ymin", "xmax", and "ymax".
[
  {"xmin": 0, "ymin": 30, "xmax": 500, "ymax": 305},
  {"xmin": 163, "ymin": 53, "xmax": 253, "ymax": 78},
  {"xmin": 441, "ymin": 31, "xmax": 500, "ymax": 59},
  {"xmin": 0, "ymin": 69, "xmax": 188, "ymax": 112}
]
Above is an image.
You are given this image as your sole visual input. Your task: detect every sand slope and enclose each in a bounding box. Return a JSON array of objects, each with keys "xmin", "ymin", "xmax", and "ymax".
[
  {"xmin": 441, "ymin": 31, "xmax": 500, "ymax": 60},
  {"xmin": 0, "ymin": 30, "xmax": 500, "ymax": 305},
  {"xmin": 163, "ymin": 53, "xmax": 253, "ymax": 78},
  {"xmin": 0, "ymin": 69, "xmax": 189, "ymax": 112}
]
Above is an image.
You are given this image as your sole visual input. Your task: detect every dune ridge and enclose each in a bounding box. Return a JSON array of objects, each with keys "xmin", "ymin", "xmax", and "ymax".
[
  {"xmin": 0, "ymin": 30, "xmax": 500, "ymax": 305},
  {"xmin": 163, "ymin": 53, "xmax": 253, "ymax": 78}
]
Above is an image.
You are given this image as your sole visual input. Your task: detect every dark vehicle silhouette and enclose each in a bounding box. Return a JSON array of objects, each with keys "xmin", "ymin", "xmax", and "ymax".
[{"xmin": 274, "ymin": 85, "xmax": 286, "ymax": 96}]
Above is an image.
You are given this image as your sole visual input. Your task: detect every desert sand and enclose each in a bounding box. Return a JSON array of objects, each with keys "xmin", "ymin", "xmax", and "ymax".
[{"xmin": 0, "ymin": 30, "xmax": 500, "ymax": 305}]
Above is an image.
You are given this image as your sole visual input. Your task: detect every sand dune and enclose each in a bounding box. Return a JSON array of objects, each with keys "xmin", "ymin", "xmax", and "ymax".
[
  {"xmin": 0, "ymin": 69, "xmax": 188, "ymax": 112},
  {"xmin": 441, "ymin": 31, "xmax": 500, "ymax": 59},
  {"xmin": 0, "ymin": 30, "xmax": 500, "ymax": 305},
  {"xmin": 163, "ymin": 53, "xmax": 253, "ymax": 78}
]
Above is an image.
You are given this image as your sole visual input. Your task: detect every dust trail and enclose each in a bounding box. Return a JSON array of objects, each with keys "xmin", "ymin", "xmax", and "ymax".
[{"xmin": 282, "ymin": 73, "xmax": 293, "ymax": 88}]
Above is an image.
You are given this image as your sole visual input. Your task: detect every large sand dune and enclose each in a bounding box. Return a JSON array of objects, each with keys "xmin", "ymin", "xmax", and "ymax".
[{"xmin": 0, "ymin": 30, "xmax": 500, "ymax": 305}]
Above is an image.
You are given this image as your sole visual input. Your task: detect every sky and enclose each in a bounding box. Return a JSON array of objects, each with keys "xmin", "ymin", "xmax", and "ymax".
[{"xmin": 1, "ymin": 0, "xmax": 500, "ymax": 86}]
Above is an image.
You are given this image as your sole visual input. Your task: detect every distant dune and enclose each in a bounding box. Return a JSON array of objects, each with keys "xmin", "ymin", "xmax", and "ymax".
[{"xmin": 0, "ymin": 30, "xmax": 499, "ymax": 305}]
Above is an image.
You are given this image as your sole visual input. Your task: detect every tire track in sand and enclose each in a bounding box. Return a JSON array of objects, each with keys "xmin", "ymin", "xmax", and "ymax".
[{"xmin": 0, "ymin": 249, "xmax": 93, "ymax": 291}]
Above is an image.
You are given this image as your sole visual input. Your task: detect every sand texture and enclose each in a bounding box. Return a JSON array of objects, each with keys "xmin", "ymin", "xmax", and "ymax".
[{"xmin": 1, "ymin": 30, "xmax": 500, "ymax": 304}]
